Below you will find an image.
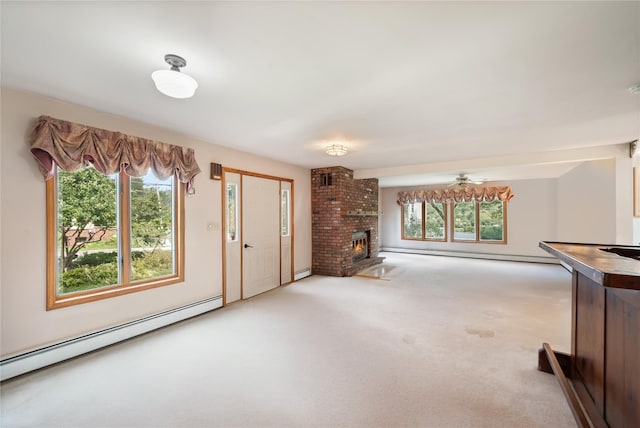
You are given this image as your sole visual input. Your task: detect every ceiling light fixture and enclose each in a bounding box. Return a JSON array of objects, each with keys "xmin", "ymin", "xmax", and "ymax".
[
  {"xmin": 325, "ymin": 143, "xmax": 348, "ymax": 156},
  {"xmin": 151, "ymin": 54, "xmax": 198, "ymax": 99}
]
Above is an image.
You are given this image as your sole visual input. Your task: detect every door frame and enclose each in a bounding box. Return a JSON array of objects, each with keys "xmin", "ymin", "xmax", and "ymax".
[{"xmin": 221, "ymin": 167, "xmax": 294, "ymax": 306}]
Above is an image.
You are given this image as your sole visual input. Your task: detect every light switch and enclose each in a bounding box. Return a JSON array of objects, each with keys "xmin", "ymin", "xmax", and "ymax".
[{"xmin": 207, "ymin": 222, "xmax": 220, "ymax": 231}]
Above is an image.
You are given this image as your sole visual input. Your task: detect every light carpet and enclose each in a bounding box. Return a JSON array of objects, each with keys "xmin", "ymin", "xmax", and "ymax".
[{"xmin": 0, "ymin": 252, "xmax": 575, "ymax": 427}]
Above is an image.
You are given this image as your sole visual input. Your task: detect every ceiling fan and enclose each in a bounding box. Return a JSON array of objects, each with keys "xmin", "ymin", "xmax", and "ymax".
[{"xmin": 449, "ymin": 173, "xmax": 484, "ymax": 188}]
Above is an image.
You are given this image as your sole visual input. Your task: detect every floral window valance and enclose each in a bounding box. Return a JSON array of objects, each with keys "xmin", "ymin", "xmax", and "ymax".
[
  {"xmin": 397, "ymin": 186, "xmax": 514, "ymax": 205},
  {"xmin": 30, "ymin": 115, "xmax": 201, "ymax": 189}
]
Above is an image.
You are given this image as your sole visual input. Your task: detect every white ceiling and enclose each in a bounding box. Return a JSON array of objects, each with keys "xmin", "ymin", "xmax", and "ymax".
[{"xmin": 2, "ymin": 1, "xmax": 639, "ymax": 187}]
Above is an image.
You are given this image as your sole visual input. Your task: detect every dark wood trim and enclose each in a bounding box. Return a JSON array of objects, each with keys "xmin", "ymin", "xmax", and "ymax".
[
  {"xmin": 571, "ymin": 375, "xmax": 609, "ymax": 428},
  {"xmin": 537, "ymin": 347, "xmax": 571, "ymax": 377},
  {"xmin": 540, "ymin": 242, "xmax": 639, "ymax": 428},
  {"xmin": 540, "ymin": 241, "xmax": 640, "ymax": 290},
  {"xmin": 542, "ymin": 343, "xmax": 591, "ymax": 428}
]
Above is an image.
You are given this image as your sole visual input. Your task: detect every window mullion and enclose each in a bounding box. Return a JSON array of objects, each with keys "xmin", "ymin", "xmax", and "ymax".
[
  {"xmin": 502, "ymin": 202, "xmax": 508, "ymax": 244},
  {"xmin": 448, "ymin": 202, "xmax": 453, "ymax": 242},
  {"xmin": 421, "ymin": 202, "xmax": 426, "ymax": 239},
  {"xmin": 475, "ymin": 202, "xmax": 480, "ymax": 243},
  {"xmin": 120, "ymin": 173, "xmax": 131, "ymax": 285},
  {"xmin": 444, "ymin": 202, "xmax": 449, "ymax": 242}
]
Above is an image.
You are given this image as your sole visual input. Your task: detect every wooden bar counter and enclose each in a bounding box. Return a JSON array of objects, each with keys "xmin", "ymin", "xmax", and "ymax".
[{"xmin": 539, "ymin": 241, "xmax": 639, "ymax": 428}]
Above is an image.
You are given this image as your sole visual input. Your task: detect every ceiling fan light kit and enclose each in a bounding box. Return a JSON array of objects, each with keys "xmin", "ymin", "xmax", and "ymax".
[
  {"xmin": 451, "ymin": 173, "xmax": 484, "ymax": 188},
  {"xmin": 151, "ymin": 54, "xmax": 198, "ymax": 99}
]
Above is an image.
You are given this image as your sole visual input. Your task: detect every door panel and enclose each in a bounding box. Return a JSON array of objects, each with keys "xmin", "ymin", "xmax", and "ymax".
[
  {"xmin": 280, "ymin": 182, "xmax": 292, "ymax": 284},
  {"xmin": 224, "ymin": 172, "xmax": 241, "ymax": 303},
  {"xmin": 242, "ymin": 175, "xmax": 280, "ymax": 298}
]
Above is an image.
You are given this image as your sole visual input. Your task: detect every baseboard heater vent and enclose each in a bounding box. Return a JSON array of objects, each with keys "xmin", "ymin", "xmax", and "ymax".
[
  {"xmin": 294, "ymin": 268, "xmax": 311, "ymax": 281},
  {"xmin": 0, "ymin": 296, "xmax": 222, "ymax": 381}
]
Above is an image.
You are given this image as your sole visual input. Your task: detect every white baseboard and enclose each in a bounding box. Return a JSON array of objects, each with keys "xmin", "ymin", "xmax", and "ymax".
[
  {"xmin": 294, "ymin": 268, "xmax": 312, "ymax": 281},
  {"xmin": 380, "ymin": 247, "xmax": 559, "ymax": 264},
  {"xmin": 0, "ymin": 296, "xmax": 223, "ymax": 381}
]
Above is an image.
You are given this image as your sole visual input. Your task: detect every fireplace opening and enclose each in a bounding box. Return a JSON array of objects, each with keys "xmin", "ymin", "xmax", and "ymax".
[{"xmin": 352, "ymin": 231, "xmax": 369, "ymax": 263}]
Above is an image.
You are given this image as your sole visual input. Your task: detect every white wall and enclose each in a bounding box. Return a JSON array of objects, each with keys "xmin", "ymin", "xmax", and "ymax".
[
  {"xmin": 381, "ymin": 155, "xmax": 633, "ymax": 258},
  {"xmin": 0, "ymin": 88, "xmax": 312, "ymax": 357},
  {"xmin": 633, "ymin": 156, "xmax": 640, "ymax": 245},
  {"xmin": 614, "ymin": 147, "xmax": 634, "ymax": 244},
  {"xmin": 380, "ymin": 178, "xmax": 558, "ymax": 258},
  {"xmin": 557, "ymin": 158, "xmax": 617, "ymax": 244}
]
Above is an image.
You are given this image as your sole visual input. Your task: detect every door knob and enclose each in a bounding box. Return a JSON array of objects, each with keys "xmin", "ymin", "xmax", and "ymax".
[{"xmin": 244, "ymin": 243, "xmax": 253, "ymax": 248}]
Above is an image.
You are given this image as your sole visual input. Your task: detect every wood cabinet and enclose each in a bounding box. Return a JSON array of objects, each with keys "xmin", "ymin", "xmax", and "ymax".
[{"xmin": 539, "ymin": 242, "xmax": 639, "ymax": 428}]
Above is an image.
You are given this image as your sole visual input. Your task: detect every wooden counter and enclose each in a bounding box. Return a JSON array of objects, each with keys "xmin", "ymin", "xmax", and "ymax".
[{"xmin": 538, "ymin": 242, "xmax": 639, "ymax": 428}]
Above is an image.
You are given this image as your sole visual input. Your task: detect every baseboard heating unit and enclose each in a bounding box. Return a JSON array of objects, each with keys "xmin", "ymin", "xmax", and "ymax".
[
  {"xmin": 294, "ymin": 268, "xmax": 311, "ymax": 281},
  {"xmin": 0, "ymin": 296, "xmax": 222, "ymax": 381},
  {"xmin": 380, "ymin": 247, "xmax": 558, "ymax": 264}
]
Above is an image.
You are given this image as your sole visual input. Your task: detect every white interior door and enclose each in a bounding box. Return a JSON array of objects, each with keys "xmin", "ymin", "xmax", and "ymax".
[{"xmin": 242, "ymin": 175, "xmax": 280, "ymax": 298}]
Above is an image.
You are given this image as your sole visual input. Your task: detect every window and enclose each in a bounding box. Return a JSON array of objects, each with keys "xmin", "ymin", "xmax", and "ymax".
[
  {"xmin": 425, "ymin": 202, "xmax": 446, "ymax": 241},
  {"xmin": 452, "ymin": 200, "xmax": 506, "ymax": 243},
  {"xmin": 453, "ymin": 201, "xmax": 476, "ymax": 241},
  {"xmin": 401, "ymin": 200, "xmax": 506, "ymax": 244},
  {"xmin": 402, "ymin": 202, "xmax": 423, "ymax": 239},
  {"xmin": 319, "ymin": 173, "xmax": 332, "ymax": 186},
  {"xmin": 226, "ymin": 183, "xmax": 238, "ymax": 242},
  {"xmin": 281, "ymin": 189, "xmax": 290, "ymax": 236},
  {"xmin": 479, "ymin": 200, "xmax": 505, "ymax": 242},
  {"xmin": 47, "ymin": 166, "xmax": 184, "ymax": 309}
]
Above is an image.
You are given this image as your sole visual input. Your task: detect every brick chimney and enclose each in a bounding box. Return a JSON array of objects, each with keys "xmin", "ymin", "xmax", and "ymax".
[{"xmin": 311, "ymin": 166, "xmax": 384, "ymax": 276}]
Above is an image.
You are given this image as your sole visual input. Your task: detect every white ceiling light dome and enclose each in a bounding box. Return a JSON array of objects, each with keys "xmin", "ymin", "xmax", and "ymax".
[{"xmin": 151, "ymin": 54, "xmax": 198, "ymax": 99}]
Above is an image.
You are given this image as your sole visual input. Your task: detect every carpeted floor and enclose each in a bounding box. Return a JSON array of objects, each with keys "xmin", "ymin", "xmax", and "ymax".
[{"xmin": 0, "ymin": 252, "xmax": 576, "ymax": 427}]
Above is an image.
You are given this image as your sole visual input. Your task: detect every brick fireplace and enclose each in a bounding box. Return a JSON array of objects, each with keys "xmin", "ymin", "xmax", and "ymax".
[{"xmin": 311, "ymin": 166, "xmax": 384, "ymax": 276}]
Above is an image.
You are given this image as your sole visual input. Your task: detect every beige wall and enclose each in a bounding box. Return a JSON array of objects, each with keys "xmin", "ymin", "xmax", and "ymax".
[{"xmin": 0, "ymin": 88, "xmax": 312, "ymax": 356}]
